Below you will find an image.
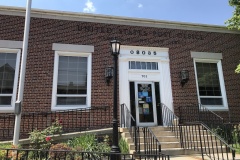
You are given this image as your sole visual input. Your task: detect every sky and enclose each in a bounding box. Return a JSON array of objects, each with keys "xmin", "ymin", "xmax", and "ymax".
[{"xmin": 0, "ymin": 0, "xmax": 234, "ymax": 26}]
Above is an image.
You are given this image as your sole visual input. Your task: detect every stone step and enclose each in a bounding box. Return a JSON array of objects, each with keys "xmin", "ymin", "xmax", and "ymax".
[
  {"xmin": 161, "ymin": 148, "xmax": 201, "ymax": 156},
  {"xmin": 181, "ymin": 135, "xmax": 220, "ymax": 142},
  {"xmin": 149, "ymin": 126, "xmax": 205, "ymax": 131},
  {"xmin": 125, "ymin": 136, "xmax": 179, "ymax": 143},
  {"xmin": 123, "ymin": 131, "xmax": 176, "ymax": 137},
  {"xmin": 129, "ymin": 142, "xmax": 181, "ymax": 150},
  {"xmin": 132, "ymin": 148, "xmax": 200, "ymax": 156}
]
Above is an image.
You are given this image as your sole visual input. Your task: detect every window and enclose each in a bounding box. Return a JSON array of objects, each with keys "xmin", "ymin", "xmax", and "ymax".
[
  {"xmin": 52, "ymin": 51, "xmax": 92, "ymax": 110},
  {"xmin": 194, "ymin": 58, "xmax": 228, "ymax": 110},
  {"xmin": 0, "ymin": 49, "xmax": 20, "ymax": 111},
  {"xmin": 129, "ymin": 61, "xmax": 158, "ymax": 70}
]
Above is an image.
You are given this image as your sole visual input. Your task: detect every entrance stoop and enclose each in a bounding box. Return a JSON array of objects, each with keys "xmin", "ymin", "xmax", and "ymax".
[{"xmin": 120, "ymin": 126, "xmax": 200, "ymax": 156}]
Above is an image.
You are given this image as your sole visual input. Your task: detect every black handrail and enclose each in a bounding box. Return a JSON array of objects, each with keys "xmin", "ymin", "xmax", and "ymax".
[
  {"xmin": 220, "ymin": 122, "xmax": 240, "ymax": 149},
  {"xmin": 161, "ymin": 103, "xmax": 180, "ymax": 138},
  {"xmin": 178, "ymin": 104, "xmax": 224, "ymax": 128},
  {"xmin": 0, "ymin": 148, "xmax": 170, "ymax": 160},
  {"xmin": 0, "ymin": 106, "xmax": 111, "ymax": 141},
  {"xmin": 162, "ymin": 103, "xmax": 235, "ymax": 159},
  {"xmin": 179, "ymin": 122, "xmax": 236, "ymax": 160},
  {"xmin": 178, "ymin": 104, "xmax": 240, "ymax": 150},
  {"xmin": 142, "ymin": 127, "xmax": 162, "ymax": 155},
  {"xmin": 120, "ymin": 103, "xmax": 140, "ymax": 153}
]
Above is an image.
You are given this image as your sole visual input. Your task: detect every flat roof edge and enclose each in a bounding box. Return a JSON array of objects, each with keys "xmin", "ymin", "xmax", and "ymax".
[{"xmin": 0, "ymin": 5, "xmax": 239, "ymax": 34}]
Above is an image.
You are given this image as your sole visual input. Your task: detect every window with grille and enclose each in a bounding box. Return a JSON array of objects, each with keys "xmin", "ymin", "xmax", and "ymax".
[
  {"xmin": 129, "ymin": 61, "xmax": 158, "ymax": 70},
  {"xmin": 52, "ymin": 51, "xmax": 92, "ymax": 110},
  {"xmin": 0, "ymin": 50, "xmax": 20, "ymax": 108},
  {"xmin": 194, "ymin": 59, "xmax": 228, "ymax": 110}
]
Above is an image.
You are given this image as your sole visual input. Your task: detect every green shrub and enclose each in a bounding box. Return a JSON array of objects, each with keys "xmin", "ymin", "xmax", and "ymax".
[
  {"xmin": 119, "ymin": 137, "xmax": 129, "ymax": 154},
  {"xmin": 29, "ymin": 119, "xmax": 63, "ymax": 150},
  {"xmin": 49, "ymin": 143, "xmax": 72, "ymax": 159},
  {"xmin": 68, "ymin": 134, "xmax": 111, "ymax": 153},
  {"xmin": 0, "ymin": 143, "xmax": 12, "ymax": 159},
  {"xmin": 0, "ymin": 144, "xmax": 23, "ymax": 160}
]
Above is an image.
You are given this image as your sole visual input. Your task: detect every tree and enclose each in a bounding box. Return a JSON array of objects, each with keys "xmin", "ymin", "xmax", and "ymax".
[
  {"xmin": 226, "ymin": 0, "xmax": 240, "ymax": 30},
  {"xmin": 235, "ymin": 64, "xmax": 240, "ymax": 73},
  {"xmin": 226, "ymin": 1, "xmax": 240, "ymax": 73}
]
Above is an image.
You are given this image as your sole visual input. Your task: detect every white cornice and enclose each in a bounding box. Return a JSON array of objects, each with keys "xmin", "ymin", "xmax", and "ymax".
[{"xmin": 0, "ymin": 5, "xmax": 239, "ymax": 34}]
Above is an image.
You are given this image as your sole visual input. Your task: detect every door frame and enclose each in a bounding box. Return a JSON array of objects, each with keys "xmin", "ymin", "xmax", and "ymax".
[
  {"xmin": 118, "ymin": 45, "xmax": 173, "ymax": 127},
  {"xmin": 134, "ymin": 81, "xmax": 157, "ymax": 126}
]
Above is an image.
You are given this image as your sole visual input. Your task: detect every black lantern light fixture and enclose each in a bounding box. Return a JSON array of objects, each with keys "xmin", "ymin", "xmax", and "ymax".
[
  {"xmin": 180, "ymin": 69, "xmax": 189, "ymax": 87},
  {"xmin": 110, "ymin": 40, "xmax": 121, "ymax": 56},
  {"xmin": 105, "ymin": 67, "xmax": 113, "ymax": 85},
  {"xmin": 110, "ymin": 39, "xmax": 121, "ymax": 159}
]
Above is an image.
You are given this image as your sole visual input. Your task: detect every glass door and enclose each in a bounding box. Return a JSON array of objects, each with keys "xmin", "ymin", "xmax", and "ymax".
[{"xmin": 135, "ymin": 82, "xmax": 157, "ymax": 126}]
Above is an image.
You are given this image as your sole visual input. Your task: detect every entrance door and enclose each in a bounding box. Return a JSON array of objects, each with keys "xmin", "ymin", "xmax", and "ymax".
[{"xmin": 135, "ymin": 82, "xmax": 157, "ymax": 126}]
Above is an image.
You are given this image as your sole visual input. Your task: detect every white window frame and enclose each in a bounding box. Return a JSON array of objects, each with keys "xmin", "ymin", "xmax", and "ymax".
[
  {"xmin": 193, "ymin": 58, "xmax": 228, "ymax": 111},
  {"xmin": 51, "ymin": 51, "xmax": 92, "ymax": 111},
  {"xmin": 0, "ymin": 48, "xmax": 21, "ymax": 112}
]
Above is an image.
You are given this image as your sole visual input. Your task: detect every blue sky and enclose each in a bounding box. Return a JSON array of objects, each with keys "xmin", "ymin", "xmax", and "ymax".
[{"xmin": 0, "ymin": 0, "xmax": 234, "ymax": 26}]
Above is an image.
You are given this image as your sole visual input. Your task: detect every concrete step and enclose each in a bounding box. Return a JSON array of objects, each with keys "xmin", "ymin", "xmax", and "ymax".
[
  {"xmin": 181, "ymin": 140, "xmax": 222, "ymax": 148},
  {"xmin": 184, "ymin": 146, "xmax": 231, "ymax": 154},
  {"xmin": 132, "ymin": 148, "xmax": 200, "ymax": 156},
  {"xmin": 123, "ymin": 131, "xmax": 176, "ymax": 137},
  {"xmin": 129, "ymin": 142, "xmax": 181, "ymax": 150},
  {"xmin": 124, "ymin": 135, "xmax": 179, "ymax": 143},
  {"xmin": 161, "ymin": 148, "xmax": 201, "ymax": 156}
]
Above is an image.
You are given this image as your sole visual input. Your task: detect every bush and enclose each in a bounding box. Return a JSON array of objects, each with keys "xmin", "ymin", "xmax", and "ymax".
[
  {"xmin": 67, "ymin": 134, "xmax": 111, "ymax": 159},
  {"xmin": 0, "ymin": 144, "xmax": 24, "ymax": 160},
  {"xmin": 49, "ymin": 143, "xmax": 72, "ymax": 159},
  {"xmin": 68, "ymin": 134, "xmax": 111, "ymax": 153},
  {"xmin": 119, "ymin": 137, "xmax": 129, "ymax": 154},
  {"xmin": 0, "ymin": 144, "xmax": 12, "ymax": 159},
  {"xmin": 29, "ymin": 119, "xmax": 63, "ymax": 150}
]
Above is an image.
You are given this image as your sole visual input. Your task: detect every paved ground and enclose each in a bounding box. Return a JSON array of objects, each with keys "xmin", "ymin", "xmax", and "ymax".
[{"xmin": 171, "ymin": 154, "xmax": 240, "ymax": 160}]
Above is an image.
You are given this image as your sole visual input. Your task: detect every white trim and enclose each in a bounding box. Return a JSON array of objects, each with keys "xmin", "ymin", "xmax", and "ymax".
[
  {"xmin": 0, "ymin": 6, "xmax": 239, "ymax": 34},
  {"xmin": 0, "ymin": 40, "xmax": 23, "ymax": 49},
  {"xmin": 0, "ymin": 49, "xmax": 21, "ymax": 112},
  {"xmin": 191, "ymin": 52, "xmax": 222, "ymax": 60},
  {"xmin": 135, "ymin": 81, "xmax": 157, "ymax": 126},
  {"xmin": 52, "ymin": 43, "xmax": 94, "ymax": 53},
  {"xmin": 51, "ymin": 51, "xmax": 92, "ymax": 111},
  {"xmin": 193, "ymin": 58, "xmax": 228, "ymax": 111},
  {"xmin": 119, "ymin": 45, "xmax": 173, "ymax": 126}
]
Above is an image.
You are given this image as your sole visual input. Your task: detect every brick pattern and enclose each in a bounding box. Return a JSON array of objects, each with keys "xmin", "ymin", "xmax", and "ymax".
[{"xmin": 0, "ymin": 14, "xmax": 240, "ymax": 123}]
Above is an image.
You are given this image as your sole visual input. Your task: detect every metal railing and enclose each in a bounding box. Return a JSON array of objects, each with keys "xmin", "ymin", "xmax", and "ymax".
[
  {"xmin": 120, "ymin": 103, "xmax": 139, "ymax": 153},
  {"xmin": 0, "ymin": 148, "xmax": 170, "ymax": 160},
  {"xmin": 142, "ymin": 127, "xmax": 162, "ymax": 155},
  {"xmin": 121, "ymin": 103, "xmax": 170, "ymax": 158},
  {"xmin": 218, "ymin": 122, "xmax": 240, "ymax": 149},
  {"xmin": 178, "ymin": 104, "xmax": 240, "ymax": 150},
  {"xmin": 178, "ymin": 104, "xmax": 224, "ymax": 128},
  {"xmin": 179, "ymin": 122, "xmax": 236, "ymax": 160},
  {"xmin": 161, "ymin": 103, "xmax": 180, "ymax": 138},
  {"xmin": 0, "ymin": 106, "xmax": 111, "ymax": 141},
  {"xmin": 161, "ymin": 103, "xmax": 236, "ymax": 159}
]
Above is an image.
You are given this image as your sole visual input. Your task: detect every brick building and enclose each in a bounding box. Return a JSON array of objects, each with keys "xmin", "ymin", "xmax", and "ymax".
[{"xmin": 0, "ymin": 6, "xmax": 240, "ymax": 127}]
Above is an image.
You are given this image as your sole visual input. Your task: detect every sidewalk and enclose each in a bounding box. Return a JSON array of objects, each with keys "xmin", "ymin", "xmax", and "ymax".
[{"xmin": 171, "ymin": 153, "xmax": 240, "ymax": 160}]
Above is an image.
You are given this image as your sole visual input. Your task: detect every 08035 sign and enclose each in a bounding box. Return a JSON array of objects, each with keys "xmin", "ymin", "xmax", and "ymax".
[{"xmin": 130, "ymin": 50, "xmax": 157, "ymax": 56}]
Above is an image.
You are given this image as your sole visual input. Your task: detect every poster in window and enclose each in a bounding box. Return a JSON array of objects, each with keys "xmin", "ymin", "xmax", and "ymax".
[
  {"xmin": 143, "ymin": 103, "xmax": 149, "ymax": 115},
  {"xmin": 138, "ymin": 92, "xmax": 143, "ymax": 98},
  {"xmin": 142, "ymin": 92, "xmax": 148, "ymax": 97},
  {"xmin": 146, "ymin": 97, "xmax": 152, "ymax": 103}
]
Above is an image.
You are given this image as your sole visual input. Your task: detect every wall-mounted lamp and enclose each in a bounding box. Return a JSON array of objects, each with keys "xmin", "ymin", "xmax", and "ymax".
[
  {"xmin": 105, "ymin": 67, "xmax": 113, "ymax": 85},
  {"xmin": 180, "ymin": 69, "xmax": 189, "ymax": 87}
]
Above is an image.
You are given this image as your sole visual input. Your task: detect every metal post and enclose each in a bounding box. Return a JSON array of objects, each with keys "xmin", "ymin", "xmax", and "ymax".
[
  {"xmin": 13, "ymin": 0, "xmax": 32, "ymax": 146},
  {"xmin": 110, "ymin": 54, "xmax": 120, "ymax": 159}
]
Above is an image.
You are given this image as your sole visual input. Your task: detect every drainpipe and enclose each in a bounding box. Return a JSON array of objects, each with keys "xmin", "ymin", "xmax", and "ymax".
[{"xmin": 13, "ymin": 0, "xmax": 32, "ymax": 146}]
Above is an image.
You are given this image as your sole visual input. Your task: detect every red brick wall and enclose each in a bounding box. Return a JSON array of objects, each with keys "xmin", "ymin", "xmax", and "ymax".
[{"xmin": 0, "ymin": 14, "xmax": 240, "ymax": 122}]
